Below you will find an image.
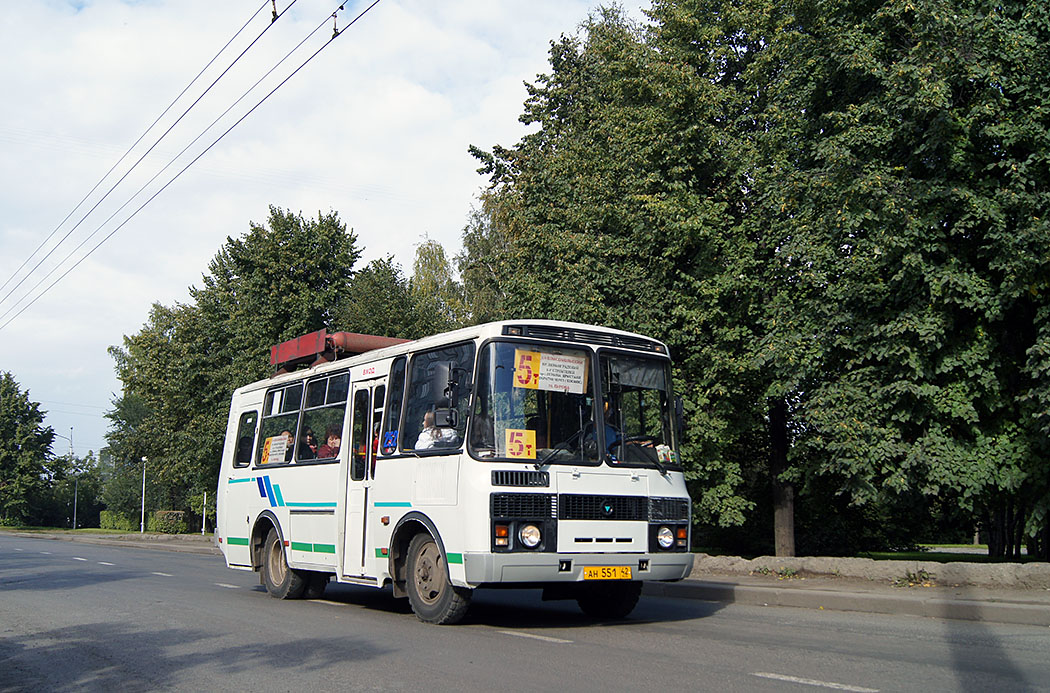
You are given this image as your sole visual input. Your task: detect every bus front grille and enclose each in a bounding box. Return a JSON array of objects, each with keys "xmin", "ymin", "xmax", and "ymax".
[
  {"xmin": 557, "ymin": 494, "xmax": 647, "ymax": 521},
  {"xmin": 491, "ymin": 493, "xmax": 557, "ymax": 519}
]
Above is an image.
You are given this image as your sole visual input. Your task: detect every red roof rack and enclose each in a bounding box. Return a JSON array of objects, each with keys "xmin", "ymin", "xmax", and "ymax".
[{"xmin": 270, "ymin": 329, "xmax": 409, "ymax": 374}]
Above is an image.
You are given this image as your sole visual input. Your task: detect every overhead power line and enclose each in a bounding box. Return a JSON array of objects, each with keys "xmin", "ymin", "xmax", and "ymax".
[
  {"xmin": 0, "ymin": 0, "xmax": 274, "ymax": 305},
  {"xmin": 0, "ymin": 0, "xmax": 385, "ymax": 334}
]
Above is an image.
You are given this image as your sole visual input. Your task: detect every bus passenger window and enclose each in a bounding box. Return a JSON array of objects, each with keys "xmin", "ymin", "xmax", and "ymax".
[
  {"xmin": 233, "ymin": 411, "xmax": 257, "ymax": 467},
  {"xmin": 257, "ymin": 383, "xmax": 303, "ymax": 465},
  {"xmin": 300, "ymin": 371, "xmax": 349, "ymax": 462}
]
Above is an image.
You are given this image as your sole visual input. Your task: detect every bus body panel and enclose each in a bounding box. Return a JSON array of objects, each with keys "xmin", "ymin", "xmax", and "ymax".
[{"xmin": 216, "ymin": 320, "xmax": 694, "ymax": 603}]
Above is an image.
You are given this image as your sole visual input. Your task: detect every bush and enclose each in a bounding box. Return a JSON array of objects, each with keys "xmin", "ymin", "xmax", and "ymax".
[
  {"xmin": 99, "ymin": 510, "xmax": 136, "ymax": 531},
  {"xmin": 148, "ymin": 510, "xmax": 187, "ymax": 534}
]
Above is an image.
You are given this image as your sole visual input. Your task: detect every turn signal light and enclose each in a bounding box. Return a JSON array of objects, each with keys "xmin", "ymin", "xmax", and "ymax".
[{"xmin": 676, "ymin": 528, "xmax": 688, "ymax": 539}]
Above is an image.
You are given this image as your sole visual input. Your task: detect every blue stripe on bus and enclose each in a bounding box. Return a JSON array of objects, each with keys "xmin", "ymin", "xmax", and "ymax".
[
  {"xmin": 263, "ymin": 476, "xmax": 277, "ymax": 507},
  {"xmin": 228, "ymin": 477, "xmax": 255, "ymax": 484},
  {"xmin": 257, "ymin": 477, "xmax": 267, "ymax": 498},
  {"xmin": 374, "ymin": 501, "xmax": 412, "ymax": 508},
  {"xmin": 273, "ymin": 483, "xmax": 285, "ymax": 507},
  {"xmin": 286, "ymin": 502, "xmax": 337, "ymax": 508}
]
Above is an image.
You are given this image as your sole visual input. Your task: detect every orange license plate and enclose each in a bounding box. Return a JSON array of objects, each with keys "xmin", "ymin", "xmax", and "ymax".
[{"xmin": 583, "ymin": 565, "xmax": 632, "ymax": 580}]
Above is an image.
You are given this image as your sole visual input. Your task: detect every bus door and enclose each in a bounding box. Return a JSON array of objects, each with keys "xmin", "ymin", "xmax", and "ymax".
[{"xmin": 342, "ymin": 378, "xmax": 385, "ymax": 577}]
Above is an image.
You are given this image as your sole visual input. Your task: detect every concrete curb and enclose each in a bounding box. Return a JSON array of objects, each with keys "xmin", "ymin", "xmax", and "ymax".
[{"xmin": 644, "ymin": 579, "xmax": 1050, "ymax": 627}]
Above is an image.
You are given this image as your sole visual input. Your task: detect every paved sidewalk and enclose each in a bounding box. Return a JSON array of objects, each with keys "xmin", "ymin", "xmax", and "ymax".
[
  {"xmin": 9, "ymin": 530, "xmax": 1049, "ymax": 626},
  {"xmin": 644, "ymin": 573, "xmax": 1050, "ymax": 627}
]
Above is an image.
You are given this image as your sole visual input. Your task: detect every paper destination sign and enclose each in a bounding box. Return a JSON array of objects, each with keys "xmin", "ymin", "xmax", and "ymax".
[
  {"xmin": 265, "ymin": 435, "xmax": 288, "ymax": 464},
  {"xmin": 513, "ymin": 349, "xmax": 587, "ymax": 394}
]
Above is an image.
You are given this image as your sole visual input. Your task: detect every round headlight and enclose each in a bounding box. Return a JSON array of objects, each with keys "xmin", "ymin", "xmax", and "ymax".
[
  {"xmin": 657, "ymin": 526, "xmax": 674, "ymax": 549},
  {"xmin": 519, "ymin": 523, "xmax": 542, "ymax": 548}
]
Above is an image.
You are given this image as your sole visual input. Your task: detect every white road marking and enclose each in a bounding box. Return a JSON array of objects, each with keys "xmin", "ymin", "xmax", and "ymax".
[
  {"xmin": 14, "ymin": 548, "xmax": 23, "ymax": 552},
  {"xmin": 98, "ymin": 562, "xmax": 115, "ymax": 566},
  {"xmin": 72, "ymin": 557, "xmax": 87, "ymax": 561},
  {"xmin": 752, "ymin": 672, "xmax": 878, "ymax": 692},
  {"xmin": 497, "ymin": 630, "xmax": 573, "ymax": 644},
  {"xmin": 40, "ymin": 551, "xmax": 52, "ymax": 555},
  {"xmin": 152, "ymin": 572, "xmax": 173, "ymax": 577},
  {"xmin": 214, "ymin": 583, "xmax": 240, "ymax": 589}
]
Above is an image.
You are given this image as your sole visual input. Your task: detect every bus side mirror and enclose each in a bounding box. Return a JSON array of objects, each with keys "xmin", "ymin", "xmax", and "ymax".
[
  {"xmin": 674, "ymin": 396, "xmax": 684, "ymax": 441},
  {"xmin": 434, "ymin": 408, "xmax": 458, "ymax": 429}
]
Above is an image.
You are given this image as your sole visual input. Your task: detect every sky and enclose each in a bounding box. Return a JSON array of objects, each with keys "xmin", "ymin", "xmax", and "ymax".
[{"xmin": 0, "ymin": 0, "xmax": 650, "ymax": 460}]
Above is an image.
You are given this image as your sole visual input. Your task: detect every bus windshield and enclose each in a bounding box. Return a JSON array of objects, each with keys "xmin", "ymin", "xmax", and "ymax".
[
  {"xmin": 469, "ymin": 341, "xmax": 600, "ymax": 464},
  {"xmin": 599, "ymin": 352, "xmax": 678, "ymax": 468}
]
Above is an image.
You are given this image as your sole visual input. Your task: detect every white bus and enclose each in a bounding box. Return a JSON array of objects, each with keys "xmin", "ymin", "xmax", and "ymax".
[{"xmin": 216, "ymin": 320, "xmax": 693, "ymax": 624}]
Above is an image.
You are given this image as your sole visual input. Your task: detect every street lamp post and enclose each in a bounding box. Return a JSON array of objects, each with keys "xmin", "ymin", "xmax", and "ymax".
[
  {"xmin": 54, "ymin": 427, "xmax": 75, "ymax": 529},
  {"xmin": 140, "ymin": 456, "xmax": 147, "ymax": 533}
]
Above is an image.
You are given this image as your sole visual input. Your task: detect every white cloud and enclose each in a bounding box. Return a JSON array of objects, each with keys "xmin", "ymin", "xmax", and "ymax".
[{"xmin": 0, "ymin": 0, "xmax": 650, "ymax": 457}]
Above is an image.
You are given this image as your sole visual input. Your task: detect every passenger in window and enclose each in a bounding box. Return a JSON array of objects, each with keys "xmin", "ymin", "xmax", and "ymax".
[
  {"xmin": 299, "ymin": 428, "xmax": 318, "ymax": 460},
  {"xmin": 415, "ymin": 410, "xmax": 459, "ymax": 449},
  {"xmin": 318, "ymin": 426, "xmax": 341, "ymax": 458},
  {"xmin": 280, "ymin": 430, "xmax": 295, "ymax": 462}
]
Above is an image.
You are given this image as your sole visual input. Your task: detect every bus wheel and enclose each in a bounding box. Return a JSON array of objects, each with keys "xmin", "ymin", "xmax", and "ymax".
[
  {"xmin": 262, "ymin": 528, "xmax": 306, "ymax": 599},
  {"xmin": 405, "ymin": 533, "xmax": 471, "ymax": 624},
  {"xmin": 576, "ymin": 581, "xmax": 642, "ymax": 619}
]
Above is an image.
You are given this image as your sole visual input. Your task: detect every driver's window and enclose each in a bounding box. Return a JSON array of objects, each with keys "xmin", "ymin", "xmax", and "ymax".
[{"xmin": 402, "ymin": 342, "xmax": 474, "ymax": 452}]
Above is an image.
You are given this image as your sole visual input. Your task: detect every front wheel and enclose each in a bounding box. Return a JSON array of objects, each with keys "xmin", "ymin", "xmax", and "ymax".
[
  {"xmin": 576, "ymin": 581, "xmax": 643, "ymax": 619},
  {"xmin": 405, "ymin": 533, "xmax": 472, "ymax": 624},
  {"xmin": 261, "ymin": 528, "xmax": 306, "ymax": 599}
]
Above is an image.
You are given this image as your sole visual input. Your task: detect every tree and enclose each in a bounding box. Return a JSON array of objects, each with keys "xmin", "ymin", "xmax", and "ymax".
[
  {"xmin": 469, "ymin": 0, "xmax": 1050, "ymax": 557},
  {"xmin": 0, "ymin": 372, "xmax": 54, "ymax": 524},
  {"xmin": 335, "ymin": 256, "xmax": 422, "ymax": 339},
  {"xmin": 106, "ymin": 207, "xmax": 362, "ymax": 516},
  {"xmin": 410, "ymin": 237, "xmax": 467, "ymax": 334}
]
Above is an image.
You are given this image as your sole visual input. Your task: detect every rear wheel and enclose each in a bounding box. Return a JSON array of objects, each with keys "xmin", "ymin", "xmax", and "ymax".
[
  {"xmin": 261, "ymin": 528, "xmax": 306, "ymax": 599},
  {"xmin": 405, "ymin": 533, "xmax": 471, "ymax": 624},
  {"xmin": 576, "ymin": 581, "xmax": 642, "ymax": 619}
]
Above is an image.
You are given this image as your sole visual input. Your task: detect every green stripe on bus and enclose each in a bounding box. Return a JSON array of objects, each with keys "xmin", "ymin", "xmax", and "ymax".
[
  {"xmin": 226, "ymin": 537, "xmax": 250, "ymax": 545},
  {"xmin": 374, "ymin": 501, "xmax": 412, "ymax": 508},
  {"xmin": 227, "ymin": 478, "xmax": 254, "ymax": 484},
  {"xmin": 285, "ymin": 502, "xmax": 337, "ymax": 508},
  {"xmin": 446, "ymin": 552, "xmax": 463, "ymax": 564},
  {"xmin": 375, "ymin": 548, "xmax": 386, "ymax": 558},
  {"xmin": 291, "ymin": 542, "xmax": 313, "ymax": 552},
  {"xmin": 314, "ymin": 544, "xmax": 336, "ymax": 554}
]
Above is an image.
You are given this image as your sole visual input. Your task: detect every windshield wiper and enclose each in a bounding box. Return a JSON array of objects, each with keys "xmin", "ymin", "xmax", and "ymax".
[{"xmin": 535, "ymin": 427, "xmax": 586, "ymax": 469}]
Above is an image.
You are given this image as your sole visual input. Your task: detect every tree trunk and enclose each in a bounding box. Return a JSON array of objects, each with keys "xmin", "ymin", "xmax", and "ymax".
[{"xmin": 769, "ymin": 399, "xmax": 795, "ymax": 557}]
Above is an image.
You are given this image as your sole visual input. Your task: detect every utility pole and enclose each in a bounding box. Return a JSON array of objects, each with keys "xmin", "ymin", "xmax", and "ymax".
[
  {"xmin": 70, "ymin": 427, "xmax": 77, "ymax": 530},
  {"xmin": 140, "ymin": 456, "xmax": 147, "ymax": 533}
]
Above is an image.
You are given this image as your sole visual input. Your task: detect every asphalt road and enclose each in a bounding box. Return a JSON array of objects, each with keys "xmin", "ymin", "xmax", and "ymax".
[{"xmin": 2, "ymin": 534, "xmax": 1049, "ymax": 692}]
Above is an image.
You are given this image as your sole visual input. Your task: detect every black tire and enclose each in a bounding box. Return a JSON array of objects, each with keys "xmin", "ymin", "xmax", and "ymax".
[
  {"xmin": 576, "ymin": 581, "xmax": 643, "ymax": 619},
  {"xmin": 405, "ymin": 533, "xmax": 472, "ymax": 624},
  {"xmin": 303, "ymin": 572, "xmax": 330, "ymax": 599},
  {"xmin": 261, "ymin": 528, "xmax": 306, "ymax": 599}
]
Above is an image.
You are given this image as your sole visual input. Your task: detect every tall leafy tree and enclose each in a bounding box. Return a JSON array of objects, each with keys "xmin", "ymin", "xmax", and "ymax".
[
  {"xmin": 107, "ymin": 207, "xmax": 361, "ymax": 515},
  {"xmin": 336, "ymin": 256, "xmax": 421, "ymax": 339},
  {"xmin": 0, "ymin": 372, "xmax": 54, "ymax": 524}
]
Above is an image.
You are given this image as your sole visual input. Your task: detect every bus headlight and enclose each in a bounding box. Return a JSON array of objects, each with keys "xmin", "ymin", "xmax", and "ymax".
[
  {"xmin": 519, "ymin": 524, "xmax": 542, "ymax": 548},
  {"xmin": 657, "ymin": 526, "xmax": 674, "ymax": 550}
]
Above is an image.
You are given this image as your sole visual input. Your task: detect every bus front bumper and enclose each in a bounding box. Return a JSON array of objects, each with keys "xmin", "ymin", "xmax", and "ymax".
[{"xmin": 460, "ymin": 552, "xmax": 694, "ymax": 587}]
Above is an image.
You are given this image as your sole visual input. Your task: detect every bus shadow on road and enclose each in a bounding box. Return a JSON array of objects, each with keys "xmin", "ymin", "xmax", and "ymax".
[
  {"xmin": 0, "ymin": 620, "xmax": 391, "ymax": 691},
  {"xmin": 316, "ymin": 583, "xmax": 725, "ymax": 628}
]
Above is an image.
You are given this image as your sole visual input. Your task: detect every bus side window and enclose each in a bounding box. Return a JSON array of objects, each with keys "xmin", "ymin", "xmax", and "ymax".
[
  {"xmin": 257, "ymin": 383, "xmax": 303, "ymax": 465},
  {"xmin": 299, "ymin": 371, "xmax": 349, "ymax": 462},
  {"xmin": 381, "ymin": 357, "xmax": 406, "ymax": 455},
  {"xmin": 234, "ymin": 411, "xmax": 258, "ymax": 468},
  {"xmin": 403, "ymin": 342, "xmax": 475, "ymax": 452}
]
